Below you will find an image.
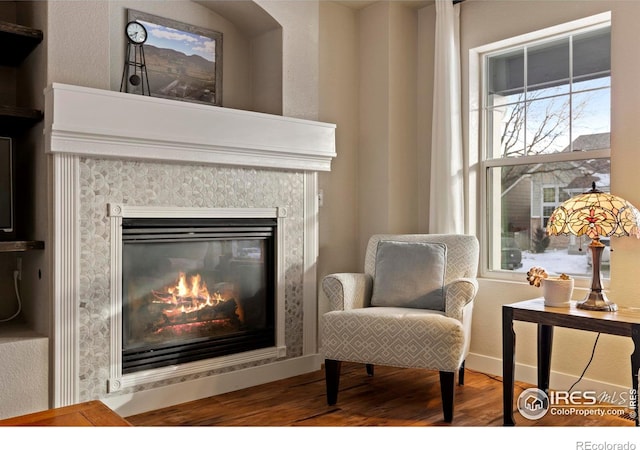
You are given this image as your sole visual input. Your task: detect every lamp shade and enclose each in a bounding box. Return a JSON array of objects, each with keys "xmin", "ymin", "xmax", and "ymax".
[
  {"xmin": 546, "ymin": 183, "xmax": 640, "ymax": 240},
  {"xmin": 545, "ymin": 182, "xmax": 640, "ymax": 311}
]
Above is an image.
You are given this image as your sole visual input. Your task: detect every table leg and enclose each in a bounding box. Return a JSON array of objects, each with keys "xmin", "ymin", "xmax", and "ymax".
[
  {"xmin": 538, "ymin": 324, "xmax": 553, "ymax": 394},
  {"xmin": 502, "ymin": 305, "xmax": 515, "ymax": 426},
  {"xmin": 631, "ymin": 324, "xmax": 640, "ymax": 427}
]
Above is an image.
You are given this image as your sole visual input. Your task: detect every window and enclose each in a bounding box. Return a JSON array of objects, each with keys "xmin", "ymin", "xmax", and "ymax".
[
  {"xmin": 475, "ymin": 13, "xmax": 611, "ymax": 278},
  {"xmin": 541, "ymin": 186, "xmax": 570, "ymax": 228}
]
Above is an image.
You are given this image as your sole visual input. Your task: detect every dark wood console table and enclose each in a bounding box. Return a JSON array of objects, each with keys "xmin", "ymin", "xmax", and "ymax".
[{"xmin": 503, "ymin": 298, "xmax": 640, "ymax": 426}]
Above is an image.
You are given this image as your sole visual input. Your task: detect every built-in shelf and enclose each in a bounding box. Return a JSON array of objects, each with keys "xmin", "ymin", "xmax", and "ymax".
[
  {"xmin": 0, "ymin": 241, "xmax": 44, "ymax": 252},
  {"xmin": 0, "ymin": 17, "xmax": 44, "ymax": 252},
  {"xmin": 0, "ymin": 105, "xmax": 44, "ymax": 135},
  {"xmin": 0, "ymin": 20, "xmax": 43, "ymax": 67},
  {"xmin": 0, "ymin": 20, "xmax": 44, "ymax": 136}
]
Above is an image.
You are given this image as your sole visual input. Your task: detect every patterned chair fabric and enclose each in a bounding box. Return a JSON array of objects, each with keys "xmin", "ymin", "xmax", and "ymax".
[{"xmin": 320, "ymin": 234, "xmax": 479, "ymax": 422}]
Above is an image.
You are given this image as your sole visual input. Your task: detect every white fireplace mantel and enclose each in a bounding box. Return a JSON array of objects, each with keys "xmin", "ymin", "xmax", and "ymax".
[{"xmin": 44, "ymin": 83, "xmax": 336, "ymax": 171}]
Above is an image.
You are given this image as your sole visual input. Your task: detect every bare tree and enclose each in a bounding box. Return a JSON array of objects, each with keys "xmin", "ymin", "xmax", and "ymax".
[{"xmin": 498, "ymin": 90, "xmax": 597, "ymax": 191}]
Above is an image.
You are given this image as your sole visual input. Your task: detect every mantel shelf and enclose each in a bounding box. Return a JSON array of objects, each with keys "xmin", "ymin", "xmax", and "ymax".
[
  {"xmin": 0, "ymin": 241, "xmax": 45, "ymax": 252},
  {"xmin": 45, "ymin": 83, "xmax": 337, "ymax": 172}
]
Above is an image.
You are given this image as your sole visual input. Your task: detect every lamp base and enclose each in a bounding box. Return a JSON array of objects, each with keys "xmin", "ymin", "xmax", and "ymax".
[{"xmin": 576, "ymin": 291, "xmax": 618, "ymax": 312}]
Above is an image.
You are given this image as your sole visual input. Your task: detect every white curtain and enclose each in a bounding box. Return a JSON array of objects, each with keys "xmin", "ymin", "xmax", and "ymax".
[{"xmin": 429, "ymin": 0, "xmax": 464, "ymax": 234}]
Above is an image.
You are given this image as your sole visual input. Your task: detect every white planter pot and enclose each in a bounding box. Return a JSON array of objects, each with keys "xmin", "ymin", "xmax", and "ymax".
[{"xmin": 542, "ymin": 277, "xmax": 574, "ymax": 307}]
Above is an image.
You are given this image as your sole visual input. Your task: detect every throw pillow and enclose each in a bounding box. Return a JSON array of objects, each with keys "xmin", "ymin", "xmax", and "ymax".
[{"xmin": 370, "ymin": 240, "xmax": 447, "ymax": 310}]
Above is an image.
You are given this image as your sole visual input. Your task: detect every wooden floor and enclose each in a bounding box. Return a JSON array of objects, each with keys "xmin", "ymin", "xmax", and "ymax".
[
  {"xmin": 0, "ymin": 400, "xmax": 131, "ymax": 427},
  {"xmin": 126, "ymin": 362, "xmax": 634, "ymax": 427}
]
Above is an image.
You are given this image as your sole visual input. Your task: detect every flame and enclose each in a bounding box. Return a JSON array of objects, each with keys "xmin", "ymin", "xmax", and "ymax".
[
  {"xmin": 149, "ymin": 272, "xmax": 244, "ymax": 326},
  {"xmin": 153, "ymin": 272, "xmax": 218, "ymax": 311}
]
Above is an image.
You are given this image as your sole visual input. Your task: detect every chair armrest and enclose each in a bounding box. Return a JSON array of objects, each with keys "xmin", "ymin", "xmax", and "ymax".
[
  {"xmin": 322, "ymin": 273, "xmax": 373, "ymax": 311},
  {"xmin": 445, "ymin": 278, "xmax": 479, "ymax": 321}
]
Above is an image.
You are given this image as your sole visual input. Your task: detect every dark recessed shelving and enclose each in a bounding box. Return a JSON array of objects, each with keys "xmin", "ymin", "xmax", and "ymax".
[
  {"xmin": 0, "ymin": 240, "xmax": 44, "ymax": 252},
  {"xmin": 0, "ymin": 18, "xmax": 45, "ymax": 252},
  {"xmin": 0, "ymin": 20, "xmax": 43, "ymax": 67},
  {"xmin": 0, "ymin": 105, "xmax": 44, "ymax": 135}
]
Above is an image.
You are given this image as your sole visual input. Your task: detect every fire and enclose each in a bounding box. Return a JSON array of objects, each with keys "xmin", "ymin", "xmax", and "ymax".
[
  {"xmin": 168, "ymin": 273, "xmax": 211, "ymax": 304},
  {"xmin": 149, "ymin": 272, "xmax": 243, "ymax": 327},
  {"xmin": 153, "ymin": 272, "xmax": 223, "ymax": 312}
]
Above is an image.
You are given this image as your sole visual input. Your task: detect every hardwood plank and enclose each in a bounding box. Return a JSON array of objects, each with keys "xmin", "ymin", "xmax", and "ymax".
[
  {"xmin": 0, "ymin": 400, "xmax": 131, "ymax": 426},
  {"xmin": 125, "ymin": 363, "xmax": 634, "ymax": 427}
]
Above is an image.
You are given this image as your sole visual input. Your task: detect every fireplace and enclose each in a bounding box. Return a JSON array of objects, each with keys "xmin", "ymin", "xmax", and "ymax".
[
  {"xmin": 46, "ymin": 84, "xmax": 334, "ymax": 412},
  {"xmin": 121, "ymin": 217, "xmax": 276, "ymax": 374},
  {"xmin": 106, "ymin": 204, "xmax": 288, "ymax": 393}
]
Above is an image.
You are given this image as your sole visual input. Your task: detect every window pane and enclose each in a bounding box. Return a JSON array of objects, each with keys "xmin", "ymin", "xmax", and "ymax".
[
  {"xmin": 572, "ymin": 88, "xmax": 611, "ymax": 149},
  {"xmin": 528, "ymin": 84, "xmax": 569, "ymax": 100},
  {"xmin": 573, "ymin": 28, "xmax": 611, "ymax": 79},
  {"xmin": 487, "ymin": 159, "xmax": 610, "ymax": 277},
  {"xmin": 525, "ymin": 95, "xmax": 571, "ymax": 154},
  {"xmin": 488, "ymin": 49, "xmax": 524, "ymax": 97},
  {"xmin": 487, "ymin": 102, "xmax": 526, "ymax": 158},
  {"xmin": 527, "ymin": 37, "xmax": 569, "ymax": 90},
  {"xmin": 542, "ymin": 187, "xmax": 556, "ymax": 202},
  {"xmin": 573, "ymin": 75, "xmax": 610, "ymax": 92}
]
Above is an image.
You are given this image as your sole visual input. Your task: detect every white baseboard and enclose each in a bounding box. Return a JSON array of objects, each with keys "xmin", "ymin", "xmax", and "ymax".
[
  {"xmin": 466, "ymin": 352, "xmax": 631, "ymax": 394},
  {"xmin": 101, "ymin": 354, "xmax": 323, "ymax": 417}
]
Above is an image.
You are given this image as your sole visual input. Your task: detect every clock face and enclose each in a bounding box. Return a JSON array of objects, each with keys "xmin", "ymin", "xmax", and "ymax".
[{"xmin": 126, "ymin": 21, "xmax": 147, "ymax": 44}]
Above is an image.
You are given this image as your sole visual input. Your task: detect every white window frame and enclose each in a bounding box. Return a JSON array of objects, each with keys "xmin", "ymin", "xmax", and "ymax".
[{"xmin": 469, "ymin": 11, "xmax": 612, "ymax": 282}]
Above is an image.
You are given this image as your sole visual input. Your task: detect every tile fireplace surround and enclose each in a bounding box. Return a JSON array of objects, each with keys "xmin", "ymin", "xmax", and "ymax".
[{"xmin": 44, "ymin": 83, "xmax": 336, "ymax": 416}]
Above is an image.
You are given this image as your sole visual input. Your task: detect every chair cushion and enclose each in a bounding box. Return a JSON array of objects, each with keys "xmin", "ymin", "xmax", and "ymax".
[
  {"xmin": 370, "ymin": 240, "xmax": 446, "ymax": 310},
  {"xmin": 321, "ymin": 307, "xmax": 465, "ymax": 371}
]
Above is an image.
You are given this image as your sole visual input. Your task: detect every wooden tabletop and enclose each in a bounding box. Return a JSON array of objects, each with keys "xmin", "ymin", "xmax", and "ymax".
[
  {"xmin": 0, "ymin": 400, "xmax": 132, "ymax": 426},
  {"xmin": 505, "ymin": 297, "xmax": 640, "ymax": 337}
]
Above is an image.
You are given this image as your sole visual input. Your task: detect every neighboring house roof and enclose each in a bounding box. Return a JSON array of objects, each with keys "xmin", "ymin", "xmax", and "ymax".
[
  {"xmin": 561, "ymin": 132, "xmax": 610, "ymax": 152},
  {"xmin": 501, "ymin": 132, "xmax": 611, "ymax": 196}
]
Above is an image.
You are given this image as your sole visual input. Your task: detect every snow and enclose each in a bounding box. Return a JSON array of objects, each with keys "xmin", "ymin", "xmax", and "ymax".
[{"xmin": 514, "ymin": 248, "xmax": 610, "ymax": 278}]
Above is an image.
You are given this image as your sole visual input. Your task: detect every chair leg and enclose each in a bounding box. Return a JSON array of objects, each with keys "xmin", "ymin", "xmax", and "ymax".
[
  {"xmin": 325, "ymin": 359, "xmax": 341, "ymax": 405},
  {"xmin": 439, "ymin": 371, "xmax": 455, "ymax": 423},
  {"xmin": 365, "ymin": 364, "xmax": 374, "ymax": 377},
  {"xmin": 458, "ymin": 360, "xmax": 465, "ymax": 386}
]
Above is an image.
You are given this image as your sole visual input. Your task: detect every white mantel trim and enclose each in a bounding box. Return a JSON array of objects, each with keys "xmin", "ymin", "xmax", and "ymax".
[{"xmin": 44, "ymin": 83, "xmax": 336, "ymax": 172}]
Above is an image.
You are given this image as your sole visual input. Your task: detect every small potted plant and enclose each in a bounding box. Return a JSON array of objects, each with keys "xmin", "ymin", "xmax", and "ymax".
[{"xmin": 526, "ymin": 266, "xmax": 573, "ymax": 307}]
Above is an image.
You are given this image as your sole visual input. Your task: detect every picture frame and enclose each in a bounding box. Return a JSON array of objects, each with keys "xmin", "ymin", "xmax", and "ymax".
[{"xmin": 126, "ymin": 9, "xmax": 223, "ymax": 106}]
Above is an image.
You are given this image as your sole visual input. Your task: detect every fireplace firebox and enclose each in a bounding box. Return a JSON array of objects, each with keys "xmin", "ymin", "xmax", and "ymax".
[{"xmin": 120, "ymin": 217, "xmax": 276, "ymax": 374}]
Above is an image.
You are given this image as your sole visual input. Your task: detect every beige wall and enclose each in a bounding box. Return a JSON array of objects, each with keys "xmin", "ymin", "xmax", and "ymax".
[
  {"xmin": 357, "ymin": 1, "xmax": 421, "ymax": 257},
  {"xmin": 258, "ymin": 0, "xmax": 320, "ymax": 120},
  {"xmin": 318, "ymin": 0, "xmax": 360, "ymax": 289},
  {"xmin": 417, "ymin": 4, "xmax": 435, "ymax": 233},
  {"xmin": 251, "ymin": 27, "xmax": 283, "ymax": 115}
]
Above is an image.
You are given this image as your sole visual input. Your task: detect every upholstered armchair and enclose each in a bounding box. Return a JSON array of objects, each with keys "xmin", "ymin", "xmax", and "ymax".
[{"xmin": 321, "ymin": 234, "xmax": 479, "ymax": 422}]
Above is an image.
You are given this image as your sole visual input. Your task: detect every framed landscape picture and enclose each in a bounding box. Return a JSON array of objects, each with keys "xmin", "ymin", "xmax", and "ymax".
[{"xmin": 127, "ymin": 9, "xmax": 223, "ymax": 106}]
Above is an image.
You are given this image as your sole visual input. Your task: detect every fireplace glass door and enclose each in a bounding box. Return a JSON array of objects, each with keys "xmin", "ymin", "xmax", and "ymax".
[{"xmin": 121, "ymin": 218, "xmax": 276, "ymax": 373}]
